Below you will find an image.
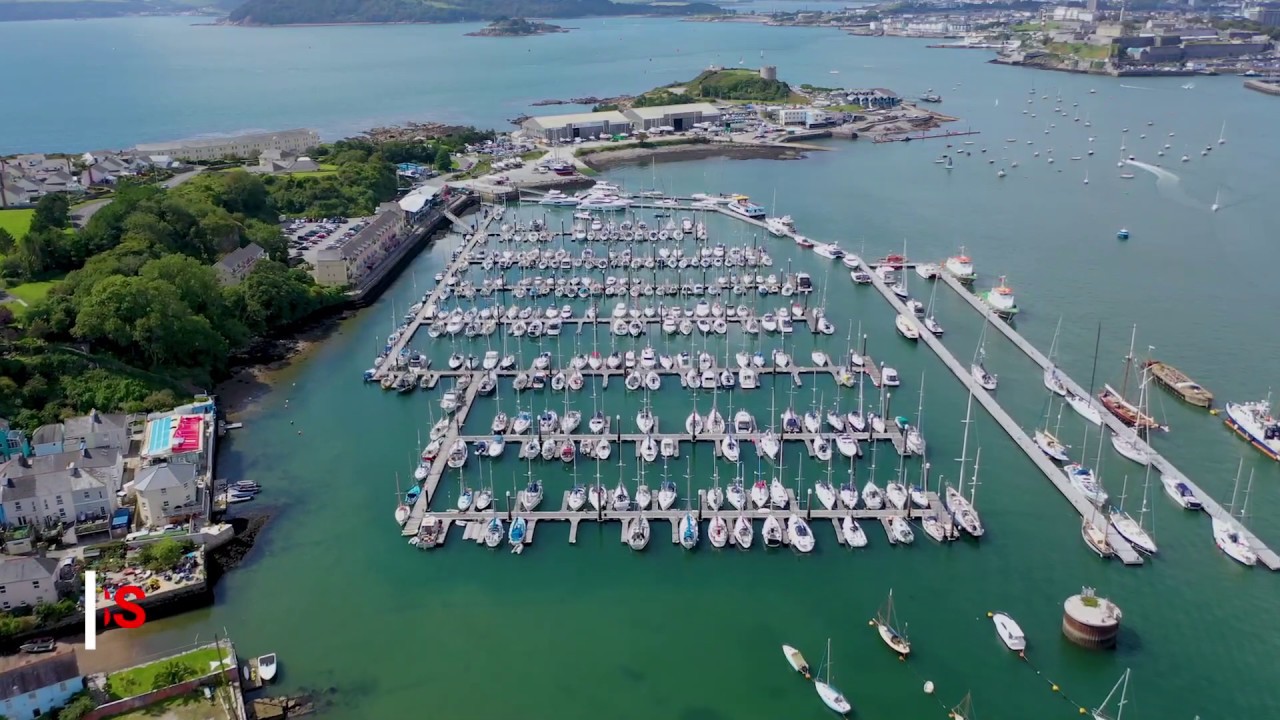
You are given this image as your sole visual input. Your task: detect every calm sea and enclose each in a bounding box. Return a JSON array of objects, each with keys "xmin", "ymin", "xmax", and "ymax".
[{"xmin": 11, "ymin": 16, "xmax": 1279, "ymax": 720}]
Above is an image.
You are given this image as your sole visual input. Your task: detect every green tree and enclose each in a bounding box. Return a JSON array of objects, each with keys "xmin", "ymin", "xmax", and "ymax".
[
  {"xmin": 217, "ymin": 171, "xmax": 271, "ymax": 219},
  {"xmin": 14, "ymin": 227, "xmax": 53, "ymax": 277},
  {"xmin": 0, "ymin": 227, "xmax": 14, "ymax": 254},
  {"xmin": 56, "ymin": 692, "xmax": 98, "ymax": 720},
  {"xmin": 139, "ymin": 255, "xmax": 224, "ymax": 318},
  {"xmin": 151, "ymin": 659, "xmax": 196, "ymax": 689},
  {"xmin": 30, "ymin": 193, "xmax": 70, "ymax": 233},
  {"xmin": 139, "ymin": 538, "xmax": 188, "ymax": 571},
  {"xmin": 434, "ymin": 146, "xmax": 452, "ymax": 173}
]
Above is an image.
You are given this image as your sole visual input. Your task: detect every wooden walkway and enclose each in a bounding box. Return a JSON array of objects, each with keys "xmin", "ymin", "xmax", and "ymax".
[
  {"xmin": 863, "ymin": 265, "xmax": 1146, "ymax": 564},
  {"xmin": 937, "ymin": 274, "xmax": 1280, "ymax": 570}
]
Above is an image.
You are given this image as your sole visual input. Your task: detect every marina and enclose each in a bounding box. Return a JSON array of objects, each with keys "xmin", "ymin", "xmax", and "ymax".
[{"xmin": 371, "ymin": 187, "xmax": 1276, "ymax": 569}]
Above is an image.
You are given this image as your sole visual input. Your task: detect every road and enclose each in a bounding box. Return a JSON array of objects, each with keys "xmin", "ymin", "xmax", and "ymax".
[{"xmin": 72, "ymin": 167, "xmax": 206, "ymax": 225}]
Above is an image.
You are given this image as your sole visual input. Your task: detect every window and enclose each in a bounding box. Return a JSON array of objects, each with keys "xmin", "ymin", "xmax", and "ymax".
[
  {"xmin": 59, "ymin": 682, "xmax": 67, "ymax": 691},
  {"xmin": 59, "ymin": 509, "xmax": 66, "ymax": 519},
  {"xmin": 32, "ymin": 581, "xmax": 39, "ymax": 588},
  {"xmin": 160, "ymin": 488, "xmax": 167, "ymax": 495},
  {"xmin": 84, "ymin": 492, "xmax": 90, "ymax": 499},
  {"xmin": 14, "ymin": 501, "xmax": 20, "ymax": 511},
  {"xmin": 56, "ymin": 496, "xmax": 63, "ymax": 505}
]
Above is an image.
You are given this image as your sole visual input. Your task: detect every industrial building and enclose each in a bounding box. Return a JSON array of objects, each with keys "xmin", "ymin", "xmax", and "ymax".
[
  {"xmin": 522, "ymin": 103, "xmax": 724, "ymax": 142},
  {"xmin": 521, "ymin": 111, "xmax": 634, "ymax": 143},
  {"xmin": 622, "ymin": 103, "xmax": 722, "ymax": 132}
]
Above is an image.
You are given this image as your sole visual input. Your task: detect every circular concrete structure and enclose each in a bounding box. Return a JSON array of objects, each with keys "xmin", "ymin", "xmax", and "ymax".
[{"xmin": 1062, "ymin": 589, "xmax": 1123, "ymax": 649}]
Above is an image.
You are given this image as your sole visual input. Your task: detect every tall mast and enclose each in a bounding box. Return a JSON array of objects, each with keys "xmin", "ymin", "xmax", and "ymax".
[
  {"xmin": 1081, "ymin": 322, "xmax": 1102, "ymax": 453},
  {"xmin": 1119, "ymin": 324, "xmax": 1137, "ymax": 402},
  {"xmin": 957, "ymin": 377, "xmax": 974, "ymax": 496}
]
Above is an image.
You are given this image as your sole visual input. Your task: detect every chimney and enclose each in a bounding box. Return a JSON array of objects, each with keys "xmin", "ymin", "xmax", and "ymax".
[
  {"xmin": 67, "ymin": 462, "xmax": 79, "ymax": 477},
  {"xmin": 82, "ymin": 446, "xmax": 91, "ymax": 459},
  {"xmin": 6, "ymin": 478, "xmax": 13, "ymax": 488}
]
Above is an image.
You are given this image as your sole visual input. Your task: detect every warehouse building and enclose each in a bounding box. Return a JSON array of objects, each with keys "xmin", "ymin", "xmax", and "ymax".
[
  {"xmin": 521, "ymin": 111, "xmax": 634, "ymax": 143},
  {"xmin": 622, "ymin": 103, "xmax": 722, "ymax": 132}
]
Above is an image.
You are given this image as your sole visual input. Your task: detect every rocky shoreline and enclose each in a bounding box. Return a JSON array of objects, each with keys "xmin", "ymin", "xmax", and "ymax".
[{"xmin": 217, "ymin": 309, "xmax": 351, "ymax": 417}]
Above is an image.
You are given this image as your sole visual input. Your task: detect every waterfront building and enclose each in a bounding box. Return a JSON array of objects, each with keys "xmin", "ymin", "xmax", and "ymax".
[
  {"xmin": 31, "ymin": 409, "xmax": 129, "ymax": 458},
  {"xmin": 133, "ymin": 128, "xmax": 320, "ymax": 162},
  {"xmin": 254, "ymin": 149, "xmax": 321, "ymax": 174},
  {"xmin": 140, "ymin": 402, "xmax": 215, "ymax": 467},
  {"xmin": 0, "ymin": 556, "xmax": 59, "ymax": 610},
  {"xmin": 0, "ymin": 419, "xmax": 29, "ymax": 461},
  {"xmin": 0, "ymin": 448, "xmax": 123, "ymax": 528},
  {"xmin": 622, "ymin": 103, "xmax": 722, "ymax": 132},
  {"xmin": 398, "ymin": 184, "xmax": 444, "ymax": 224},
  {"xmin": 520, "ymin": 110, "xmax": 635, "ymax": 143},
  {"xmin": 313, "ymin": 202, "xmax": 409, "ymax": 287},
  {"xmin": 133, "ymin": 463, "xmax": 200, "ymax": 528},
  {"xmin": 0, "ymin": 646, "xmax": 83, "ymax": 719},
  {"xmin": 213, "ymin": 242, "xmax": 266, "ymax": 286}
]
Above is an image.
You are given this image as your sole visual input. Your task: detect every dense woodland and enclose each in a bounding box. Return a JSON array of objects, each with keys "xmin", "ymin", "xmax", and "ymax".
[
  {"xmin": 0, "ymin": 137, "xmax": 474, "ymax": 432},
  {"xmin": 227, "ymin": 0, "xmax": 720, "ymax": 25}
]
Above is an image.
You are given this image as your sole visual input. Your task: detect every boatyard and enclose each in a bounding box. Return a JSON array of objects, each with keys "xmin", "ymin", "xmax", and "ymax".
[{"xmin": 359, "ymin": 179, "xmax": 1276, "ymax": 569}]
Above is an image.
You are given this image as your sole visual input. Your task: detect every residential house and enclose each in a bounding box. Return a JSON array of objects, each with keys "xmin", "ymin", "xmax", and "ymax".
[
  {"xmin": 255, "ymin": 149, "xmax": 321, "ymax": 174},
  {"xmin": 0, "ymin": 419, "xmax": 29, "ymax": 461},
  {"xmin": 79, "ymin": 165, "xmax": 117, "ymax": 187},
  {"xmin": 313, "ymin": 203, "xmax": 408, "ymax": 288},
  {"xmin": 133, "ymin": 464, "xmax": 199, "ymax": 528},
  {"xmin": 31, "ymin": 409, "xmax": 130, "ymax": 457},
  {"xmin": 0, "ymin": 646, "xmax": 84, "ymax": 719},
  {"xmin": 134, "ymin": 128, "xmax": 321, "ymax": 162},
  {"xmin": 0, "ymin": 555, "xmax": 59, "ymax": 609},
  {"xmin": 0, "ymin": 187, "xmax": 31, "ymax": 208},
  {"xmin": 213, "ymin": 243, "xmax": 266, "ymax": 286},
  {"xmin": 0, "ymin": 448, "xmax": 123, "ymax": 527}
]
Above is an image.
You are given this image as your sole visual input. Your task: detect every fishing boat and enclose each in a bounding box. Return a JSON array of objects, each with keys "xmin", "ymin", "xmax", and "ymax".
[
  {"xmin": 1143, "ymin": 360, "xmax": 1212, "ymax": 407},
  {"xmin": 813, "ymin": 639, "xmax": 852, "ymax": 716},
  {"xmin": 628, "ymin": 517, "xmax": 651, "ymax": 551},
  {"xmin": 782, "ymin": 644, "xmax": 811, "ymax": 678},
  {"xmin": 873, "ymin": 590, "xmax": 911, "ymax": 656},
  {"xmin": 1223, "ymin": 396, "xmax": 1280, "ymax": 461},
  {"xmin": 841, "ymin": 516, "xmax": 868, "ymax": 547},
  {"xmin": 679, "ymin": 512, "xmax": 699, "ymax": 549},
  {"xmin": 991, "ymin": 612, "xmax": 1026, "ymax": 651},
  {"xmin": 1091, "ymin": 669, "xmax": 1130, "ymax": 720},
  {"xmin": 788, "ymin": 515, "xmax": 815, "ymax": 552},
  {"xmin": 980, "ymin": 276, "xmax": 1019, "ymax": 317},
  {"xmin": 1159, "ymin": 473, "xmax": 1201, "ymax": 510},
  {"xmin": 944, "ymin": 248, "xmax": 976, "ymax": 283},
  {"xmin": 763, "ymin": 515, "xmax": 784, "ymax": 547}
]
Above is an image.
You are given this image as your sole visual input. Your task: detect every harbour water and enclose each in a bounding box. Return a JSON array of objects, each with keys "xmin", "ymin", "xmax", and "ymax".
[{"xmin": 13, "ymin": 15, "xmax": 1279, "ymax": 719}]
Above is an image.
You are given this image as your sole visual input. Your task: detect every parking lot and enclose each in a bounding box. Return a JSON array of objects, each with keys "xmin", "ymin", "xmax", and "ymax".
[{"xmin": 285, "ymin": 216, "xmax": 374, "ymax": 266}]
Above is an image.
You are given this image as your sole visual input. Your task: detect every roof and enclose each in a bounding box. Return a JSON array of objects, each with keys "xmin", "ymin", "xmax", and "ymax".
[
  {"xmin": 134, "ymin": 463, "xmax": 197, "ymax": 493},
  {"xmin": 524, "ymin": 110, "xmax": 632, "ymax": 130},
  {"xmin": 0, "ymin": 556, "xmax": 58, "ymax": 585},
  {"xmin": 135, "ymin": 128, "xmax": 318, "ymax": 152},
  {"xmin": 0, "ymin": 646, "xmax": 80, "ymax": 698},
  {"xmin": 62, "ymin": 409, "xmax": 128, "ymax": 439},
  {"xmin": 399, "ymin": 185, "xmax": 441, "ymax": 214},
  {"xmin": 215, "ymin": 243, "xmax": 266, "ymax": 272},
  {"xmin": 624, "ymin": 103, "xmax": 721, "ymax": 120},
  {"xmin": 1, "ymin": 448, "xmax": 121, "ymax": 480}
]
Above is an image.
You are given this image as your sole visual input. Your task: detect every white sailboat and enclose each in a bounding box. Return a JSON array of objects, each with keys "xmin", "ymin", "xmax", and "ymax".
[
  {"xmin": 813, "ymin": 639, "xmax": 852, "ymax": 716},
  {"xmin": 763, "ymin": 514, "xmax": 784, "ymax": 547},
  {"xmin": 873, "ymin": 590, "xmax": 911, "ymax": 656},
  {"xmin": 1091, "ymin": 669, "xmax": 1131, "ymax": 720},
  {"xmin": 971, "ymin": 318, "xmax": 997, "ymax": 390},
  {"xmin": 734, "ymin": 514, "xmax": 754, "ymax": 549},
  {"xmin": 1109, "ymin": 468, "xmax": 1158, "ymax": 554},
  {"xmin": 787, "ymin": 514, "xmax": 815, "ymax": 553},
  {"xmin": 1214, "ymin": 459, "xmax": 1257, "ymax": 566},
  {"xmin": 841, "ymin": 516, "xmax": 868, "ymax": 547},
  {"xmin": 627, "ymin": 516, "xmax": 651, "ymax": 551}
]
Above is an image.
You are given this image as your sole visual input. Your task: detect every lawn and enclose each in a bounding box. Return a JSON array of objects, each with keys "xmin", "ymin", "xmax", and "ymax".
[
  {"xmin": 106, "ymin": 646, "xmax": 229, "ymax": 700},
  {"xmin": 0, "ymin": 208, "xmax": 34, "ymax": 240},
  {"xmin": 103, "ymin": 689, "xmax": 235, "ymax": 720},
  {"xmin": 284, "ymin": 163, "xmax": 339, "ymax": 178},
  {"xmin": 1, "ymin": 279, "xmax": 59, "ymax": 317},
  {"xmin": 1046, "ymin": 42, "xmax": 1111, "ymax": 60},
  {"xmin": 520, "ymin": 150, "xmax": 548, "ymax": 161}
]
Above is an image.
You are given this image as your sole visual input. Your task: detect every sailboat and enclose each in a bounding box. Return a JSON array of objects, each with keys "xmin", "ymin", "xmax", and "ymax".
[
  {"xmin": 1091, "ymin": 669, "xmax": 1131, "ymax": 720},
  {"xmin": 1211, "ymin": 188, "xmax": 1221, "ymax": 213},
  {"xmin": 951, "ymin": 693, "xmax": 976, "ymax": 720},
  {"xmin": 971, "ymin": 318, "xmax": 997, "ymax": 390},
  {"xmin": 1109, "ymin": 470, "xmax": 1158, "ymax": 554},
  {"xmin": 1099, "ymin": 326, "xmax": 1165, "ymax": 431},
  {"xmin": 873, "ymin": 590, "xmax": 911, "ymax": 656},
  {"xmin": 628, "ymin": 516, "xmax": 651, "ymax": 551},
  {"xmin": 484, "ymin": 515, "xmax": 504, "ymax": 548},
  {"xmin": 1213, "ymin": 459, "xmax": 1257, "ymax": 566},
  {"xmin": 1067, "ymin": 324, "xmax": 1105, "ymax": 425},
  {"xmin": 813, "ymin": 639, "xmax": 852, "ymax": 716},
  {"xmin": 679, "ymin": 512, "xmax": 699, "ymax": 549}
]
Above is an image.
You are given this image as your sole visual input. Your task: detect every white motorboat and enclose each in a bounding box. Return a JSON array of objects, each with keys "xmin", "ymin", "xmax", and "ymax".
[
  {"xmin": 1034, "ymin": 429, "xmax": 1071, "ymax": 462},
  {"xmin": 733, "ymin": 409, "xmax": 755, "ymax": 433},
  {"xmin": 991, "ymin": 612, "xmax": 1027, "ymax": 651},
  {"xmin": 709, "ymin": 516, "xmax": 729, "ymax": 548},
  {"xmin": 769, "ymin": 479, "xmax": 789, "ymax": 508},
  {"xmin": 841, "ymin": 516, "xmax": 868, "ymax": 547},
  {"xmin": 762, "ymin": 515, "xmax": 784, "ymax": 548},
  {"xmin": 257, "ymin": 654, "xmax": 278, "ymax": 683},
  {"xmin": 1223, "ymin": 398, "xmax": 1280, "ymax": 462},
  {"xmin": 1160, "ymin": 474, "xmax": 1202, "ymax": 510},
  {"xmin": 881, "ymin": 367, "xmax": 901, "ymax": 386},
  {"xmin": 1066, "ymin": 463, "xmax": 1108, "ymax": 505}
]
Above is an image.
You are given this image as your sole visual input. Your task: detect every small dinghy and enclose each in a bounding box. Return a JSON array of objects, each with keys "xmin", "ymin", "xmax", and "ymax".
[{"xmin": 782, "ymin": 644, "xmax": 811, "ymax": 679}]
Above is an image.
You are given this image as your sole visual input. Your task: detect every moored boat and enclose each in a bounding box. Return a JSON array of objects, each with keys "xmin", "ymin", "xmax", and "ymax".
[
  {"xmin": 1143, "ymin": 360, "xmax": 1213, "ymax": 407},
  {"xmin": 1223, "ymin": 397, "xmax": 1280, "ymax": 461},
  {"xmin": 991, "ymin": 612, "xmax": 1026, "ymax": 651}
]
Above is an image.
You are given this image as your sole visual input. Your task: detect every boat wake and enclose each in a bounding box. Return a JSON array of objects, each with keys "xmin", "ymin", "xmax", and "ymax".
[
  {"xmin": 1123, "ymin": 159, "xmax": 1199, "ymax": 208},
  {"xmin": 1119, "ymin": 84, "xmax": 1154, "ymax": 90}
]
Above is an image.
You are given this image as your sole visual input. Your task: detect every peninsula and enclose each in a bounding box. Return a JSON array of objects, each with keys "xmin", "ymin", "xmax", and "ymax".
[
  {"xmin": 226, "ymin": 0, "xmax": 722, "ymax": 26},
  {"xmin": 466, "ymin": 18, "xmax": 568, "ymax": 37}
]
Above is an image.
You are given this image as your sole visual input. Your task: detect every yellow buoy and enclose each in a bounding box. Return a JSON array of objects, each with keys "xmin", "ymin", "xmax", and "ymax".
[
  {"xmin": 868, "ymin": 620, "xmax": 875, "ymax": 626},
  {"xmin": 1053, "ymin": 684, "xmax": 1060, "ymax": 692},
  {"xmin": 1079, "ymin": 708, "xmax": 1087, "ymax": 714},
  {"xmin": 986, "ymin": 611, "xmax": 993, "ymax": 618}
]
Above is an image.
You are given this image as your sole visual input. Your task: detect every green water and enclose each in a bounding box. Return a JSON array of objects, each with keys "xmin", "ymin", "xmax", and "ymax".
[{"xmin": 31, "ymin": 16, "xmax": 1280, "ymax": 720}]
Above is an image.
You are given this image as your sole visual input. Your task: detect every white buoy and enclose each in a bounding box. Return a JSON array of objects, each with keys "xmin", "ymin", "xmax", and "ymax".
[{"xmin": 924, "ymin": 681, "xmax": 936, "ymax": 694}]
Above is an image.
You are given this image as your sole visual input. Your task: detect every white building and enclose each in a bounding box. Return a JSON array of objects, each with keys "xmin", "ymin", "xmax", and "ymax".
[
  {"xmin": 622, "ymin": 103, "xmax": 722, "ymax": 132},
  {"xmin": 133, "ymin": 464, "xmax": 199, "ymax": 528},
  {"xmin": 134, "ymin": 128, "xmax": 321, "ymax": 162},
  {"xmin": 0, "ymin": 448, "xmax": 122, "ymax": 527},
  {"xmin": 31, "ymin": 409, "xmax": 130, "ymax": 457},
  {"xmin": 0, "ymin": 556, "xmax": 58, "ymax": 610},
  {"xmin": 521, "ymin": 111, "xmax": 634, "ymax": 143},
  {"xmin": 313, "ymin": 203, "xmax": 408, "ymax": 288}
]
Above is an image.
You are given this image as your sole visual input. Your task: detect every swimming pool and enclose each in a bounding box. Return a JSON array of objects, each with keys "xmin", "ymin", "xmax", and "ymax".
[{"xmin": 144, "ymin": 416, "xmax": 173, "ymax": 456}]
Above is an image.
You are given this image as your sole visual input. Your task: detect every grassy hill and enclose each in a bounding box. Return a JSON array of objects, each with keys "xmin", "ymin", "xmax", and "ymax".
[{"xmin": 633, "ymin": 68, "xmax": 797, "ymax": 107}]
